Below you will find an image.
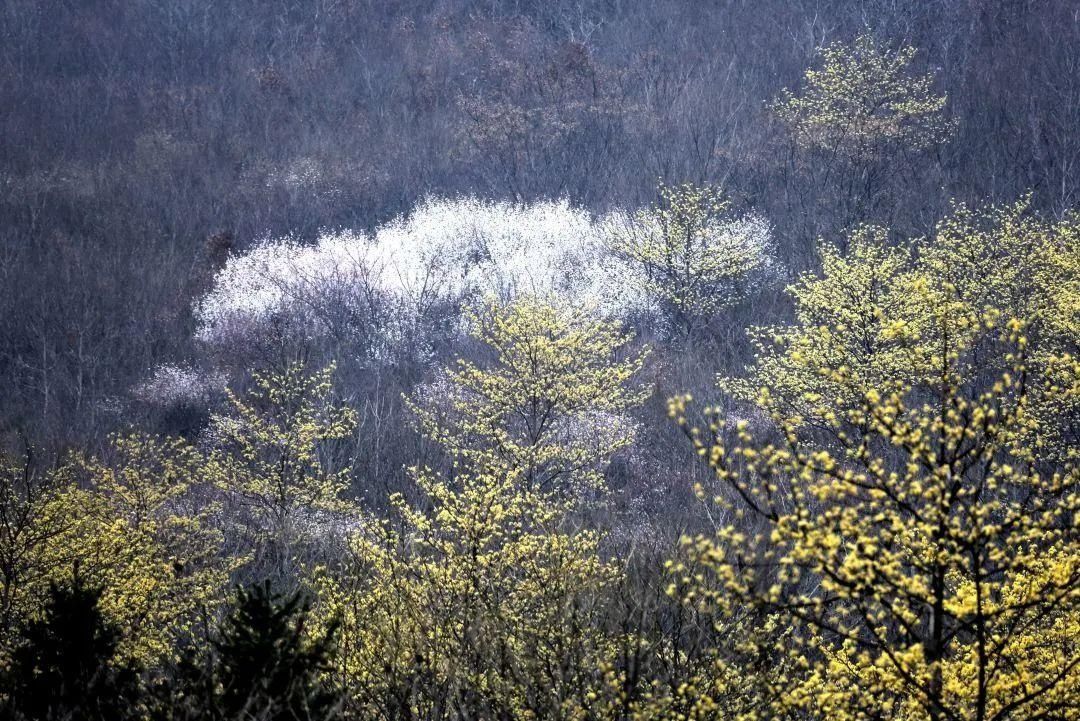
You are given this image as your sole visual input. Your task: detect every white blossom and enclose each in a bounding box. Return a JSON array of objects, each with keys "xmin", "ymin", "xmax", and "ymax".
[
  {"xmin": 134, "ymin": 363, "xmax": 225, "ymax": 406},
  {"xmin": 598, "ymin": 205, "xmax": 781, "ymax": 324},
  {"xmin": 195, "ymin": 229, "xmax": 376, "ymax": 348},
  {"xmin": 366, "ymin": 196, "xmax": 645, "ymax": 316},
  {"xmin": 192, "ymin": 196, "xmax": 776, "ymax": 360}
]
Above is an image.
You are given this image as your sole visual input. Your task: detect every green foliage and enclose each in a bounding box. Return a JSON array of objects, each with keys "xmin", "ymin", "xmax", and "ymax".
[
  {"xmin": 156, "ymin": 582, "xmax": 342, "ymax": 721},
  {"xmin": 214, "ymin": 582, "xmax": 341, "ymax": 721}
]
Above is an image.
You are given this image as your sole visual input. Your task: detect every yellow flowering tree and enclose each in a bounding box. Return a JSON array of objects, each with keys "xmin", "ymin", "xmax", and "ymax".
[
  {"xmin": 0, "ymin": 448, "xmax": 72, "ymax": 658},
  {"xmin": 621, "ymin": 565, "xmax": 796, "ymax": 721},
  {"xmin": 921, "ymin": 199, "xmax": 1080, "ymax": 460},
  {"xmin": 672, "ymin": 318, "xmax": 1080, "ymax": 719},
  {"xmin": 604, "ymin": 182, "xmax": 776, "ymax": 338},
  {"xmin": 313, "ymin": 295, "xmax": 655, "ymax": 717},
  {"xmin": 772, "ymin": 34, "xmax": 952, "ymax": 163},
  {"xmin": 677, "ymin": 196, "xmax": 1080, "ymax": 718},
  {"xmin": 679, "ymin": 198, "xmax": 1080, "ymax": 718},
  {"xmin": 729, "ymin": 199, "xmax": 1080, "ymax": 458},
  {"xmin": 315, "ymin": 467, "xmax": 620, "ymax": 719},
  {"xmin": 771, "ymin": 34, "xmax": 953, "ymax": 230},
  {"xmin": 723, "ymin": 224, "xmax": 938, "ymax": 426},
  {"xmin": 407, "ymin": 296, "xmax": 649, "ymax": 493},
  {"xmin": 209, "ymin": 362, "xmax": 357, "ymax": 551},
  {"xmin": 1, "ymin": 434, "xmax": 231, "ymax": 668}
]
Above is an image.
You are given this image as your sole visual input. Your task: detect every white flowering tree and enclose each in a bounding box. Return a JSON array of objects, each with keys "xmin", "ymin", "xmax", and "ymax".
[
  {"xmin": 194, "ymin": 230, "xmax": 384, "ymax": 359},
  {"xmin": 173, "ymin": 192, "xmax": 774, "ymax": 429},
  {"xmin": 192, "ymin": 197, "xmax": 651, "ymax": 369},
  {"xmin": 361, "ymin": 196, "xmax": 648, "ymax": 321}
]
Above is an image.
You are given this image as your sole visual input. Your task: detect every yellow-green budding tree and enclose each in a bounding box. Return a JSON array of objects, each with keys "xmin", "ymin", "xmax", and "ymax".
[
  {"xmin": 674, "ymin": 319, "xmax": 1080, "ymax": 719},
  {"xmin": 1, "ymin": 434, "xmax": 231, "ymax": 668},
  {"xmin": 771, "ymin": 34, "xmax": 953, "ymax": 228},
  {"xmin": 406, "ymin": 296, "xmax": 649, "ymax": 493},
  {"xmin": 679, "ymin": 199, "xmax": 1080, "ymax": 719},
  {"xmin": 604, "ymin": 182, "xmax": 777, "ymax": 339},
  {"xmin": 316, "ymin": 296, "xmax": 649, "ymax": 717},
  {"xmin": 726, "ymin": 198, "xmax": 1080, "ymax": 457},
  {"xmin": 772, "ymin": 33, "xmax": 953, "ymax": 163},
  {"xmin": 315, "ymin": 466, "xmax": 620, "ymax": 719},
  {"xmin": 208, "ymin": 362, "xmax": 357, "ymax": 554}
]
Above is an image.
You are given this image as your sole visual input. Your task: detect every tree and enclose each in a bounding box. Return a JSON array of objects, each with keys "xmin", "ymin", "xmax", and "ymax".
[
  {"xmin": 1, "ymin": 576, "xmax": 144, "ymax": 721},
  {"xmin": 313, "ymin": 466, "xmax": 620, "ymax": 720},
  {"xmin": 772, "ymin": 34, "xmax": 952, "ymax": 164},
  {"xmin": 771, "ymin": 34, "xmax": 953, "ymax": 234},
  {"xmin": 722, "ymin": 224, "xmax": 937, "ymax": 425},
  {"xmin": 214, "ymin": 582, "xmax": 341, "ymax": 721},
  {"xmin": 208, "ymin": 362, "xmax": 357, "ymax": 554},
  {"xmin": 315, "ymin": 295, "xmax": 652, "ymax": 717},
  {"xmin": 156, "ymin": 581, "xmax": 341, "ymax": 721},
  {"xmin": 603, "ymin": 182, "xmax": 777, "ymax": 339},
  {"xmin": 1, "ymin": 434, "xmax": 230, "ymax": 669},
  {"xmin": 621, "ymin": 562, "xmax": 794, "ymax": 721},
  {"xmin": 0, "ymin": 445, "xmax": 70, "ymax": 657},
  {"xmin": 406, "ymin": 296, "xmax": 649, "ymax": 493},
  {"xmin": 727, "ymin": 199, "xmax": 1080, "ymax": 455},
  {"xmin": 192, "ymin": 198, "xmax": 645, "ymax": 368},
  {"xmin": 675, "ymin": 197, "xmax": 1080, "ymax": 718},
  {"xmin": 672, "ymin": 320, "xmax": 1080, "ymax": 719}
]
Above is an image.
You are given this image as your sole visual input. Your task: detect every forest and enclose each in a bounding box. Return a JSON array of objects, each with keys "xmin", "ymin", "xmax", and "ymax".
[{"xmin": 0, "ymin": 1, "xmax": 1078, "ymax": 719}]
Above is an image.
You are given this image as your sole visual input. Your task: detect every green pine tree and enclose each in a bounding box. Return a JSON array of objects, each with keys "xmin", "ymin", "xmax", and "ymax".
[
  {"xmin": 213, "ymin": 582, "xmax": 341, "ymax": 721},
  {"xmin": 1, "ymin": 575, "xmax": 143, "ymax": 721}
]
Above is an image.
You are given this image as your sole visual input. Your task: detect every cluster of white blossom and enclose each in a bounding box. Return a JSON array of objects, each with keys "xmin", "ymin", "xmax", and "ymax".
[
  {"xmin": 265, "ymin": 156, "xmax": 327, "ymax": 192},
  {"xmin": 133, "ymin": 363, "xmax": 226, "ymax": 406},
  {"xmin": 365, "ymin": 196, "xmax": 647, "ymax": 317},
  {"xmin": 195, "ymin": 229, "xmax": 377, "ymax": 348},
  {"xmin": 723, "ymin": 212, "xmax": 781, "ymax": 282},
  {"xmin": 709, "ymin": 211, "xmax": 783, "ymax": 305},
  {"xmin": 193, "ymin": 196, "xmax": 778, "ymax": 361},
  {"xmin": 599, "ymin": 206, "xmax": 781, "ymax": 315}
]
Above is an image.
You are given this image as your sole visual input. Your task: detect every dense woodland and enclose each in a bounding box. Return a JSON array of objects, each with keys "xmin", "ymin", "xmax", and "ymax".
[{"xmin": 1, "ymin": 1, "xmax": 1079, "ymax": 719}]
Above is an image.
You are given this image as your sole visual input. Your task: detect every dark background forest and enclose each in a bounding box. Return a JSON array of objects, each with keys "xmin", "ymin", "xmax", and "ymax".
[{"xmin": 3, "ymin": 0, "xmax": 1079, "ymax": 459}]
